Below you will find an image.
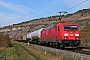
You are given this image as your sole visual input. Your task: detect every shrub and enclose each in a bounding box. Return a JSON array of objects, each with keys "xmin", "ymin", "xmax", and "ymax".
[{"xmin": 0, "ymin": 33, "xmax": 11, "ymax": 47}]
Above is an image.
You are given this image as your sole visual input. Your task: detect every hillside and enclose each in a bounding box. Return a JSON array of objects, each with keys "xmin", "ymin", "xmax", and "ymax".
[
  {"xmin": 63, "ymin": 9, "xmax": 90, "ymax": 21},
  {"xmin": 0, "ymin": 8, "xmax": 90, "ymax": 46}
]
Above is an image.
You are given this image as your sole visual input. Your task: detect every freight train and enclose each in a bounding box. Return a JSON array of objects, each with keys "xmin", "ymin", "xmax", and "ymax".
[{"xmin": 26, "ymin": 22, "xmax": 80, "ymax": 49}]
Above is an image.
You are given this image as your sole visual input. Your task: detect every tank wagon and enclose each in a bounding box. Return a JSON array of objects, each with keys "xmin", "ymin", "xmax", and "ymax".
[
  {"xmin": 27, "ymin": 22, "xmax": 80, "ymax": 48},
  {"xmin": 26, "ymin": 28, "xmax": 44, "ymax": 43}
]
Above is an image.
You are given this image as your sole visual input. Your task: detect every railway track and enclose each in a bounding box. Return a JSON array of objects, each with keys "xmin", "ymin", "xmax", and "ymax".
[
  {"xmin": 64, "ymin": 47, "xmax": 90, "ymax": 55},
  {"xmin": 75, "ymin": 48, "xmax": 90, "ymax": 55},
  {"xmin": 73, "ymin": 49, "xmax": 90, "ymax": 55}
]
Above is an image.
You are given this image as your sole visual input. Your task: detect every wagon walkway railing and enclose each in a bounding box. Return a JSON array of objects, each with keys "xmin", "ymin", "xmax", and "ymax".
[{"xmin": 0, "ymin": 50, "xmax": 6, "ymax": 60}]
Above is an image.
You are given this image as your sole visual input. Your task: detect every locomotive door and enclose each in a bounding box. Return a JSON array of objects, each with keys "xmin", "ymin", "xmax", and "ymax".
[{"xmin": 57, "ymin": 26, "xmax": 61, "ymax": 40}]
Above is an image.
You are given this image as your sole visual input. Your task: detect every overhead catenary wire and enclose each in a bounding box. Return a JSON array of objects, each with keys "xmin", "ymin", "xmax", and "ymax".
[
  {"xmin": 58, "ymin": 0, "xmax": 88, "ymax": 21},
  {"xmin": 66, "ymin": 0, "xmax": 88, "ymax": 11},
  {"xmin": 58, "ymin": 0, "xmax": 76, "ymax": 17},
  {"xmin": 61, "ymin": 0, "xmax": 76, "ymax": 10}
]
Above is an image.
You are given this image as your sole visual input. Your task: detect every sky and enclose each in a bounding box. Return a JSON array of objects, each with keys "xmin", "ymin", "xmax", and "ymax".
[{"xmin": 0, "ymin": 0, "xmax": 89, "ymax": 26}]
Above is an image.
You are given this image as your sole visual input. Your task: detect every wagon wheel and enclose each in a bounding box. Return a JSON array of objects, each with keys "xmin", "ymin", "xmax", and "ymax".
[
  {"xmin": 56, "ymin": 43, "xmax": 60, "ymax": 49},
  {"xmin": 60, "ymin": 44, "xmax": 65, "ymax": 50}
]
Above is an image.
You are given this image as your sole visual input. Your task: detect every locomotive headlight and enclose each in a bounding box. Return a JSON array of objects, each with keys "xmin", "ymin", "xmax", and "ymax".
[
  {"xmin": 64, "ymin": 33, "xmax": 69, "ymax": 36},
  {"xmin": 65, "ymin": 37, "xmax": 67, "ymax": 39},
  {"xmin": 75, "ymin": 34, "xmax": 79, "ymax": 36},
  {"xmin": 77, "ymin": 38, "xmax": 78, "ymax": 39}
]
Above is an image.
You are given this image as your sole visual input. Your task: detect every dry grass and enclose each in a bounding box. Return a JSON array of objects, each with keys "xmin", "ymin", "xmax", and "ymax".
[
  {"xmin": 18, "ymin": 42, "xmax": 73, "ymax": 60},
  {"xmin": 4, "ymin": 41, "xmax": 73, "ymax": 60},
  {"xmin": 15, "ymin": 43, "xmax": 36, "ymax": 60}
]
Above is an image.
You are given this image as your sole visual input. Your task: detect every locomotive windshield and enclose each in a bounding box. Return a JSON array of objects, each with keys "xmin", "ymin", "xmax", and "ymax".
[{"xmin": 64, "ymin": 26, "xmax": 78, "ymax": 30}]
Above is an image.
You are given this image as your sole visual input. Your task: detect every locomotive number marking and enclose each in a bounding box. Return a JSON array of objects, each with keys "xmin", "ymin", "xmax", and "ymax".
[{"xmin": 70, "ymin": 34, "xmax": 73, "ymax": 36}]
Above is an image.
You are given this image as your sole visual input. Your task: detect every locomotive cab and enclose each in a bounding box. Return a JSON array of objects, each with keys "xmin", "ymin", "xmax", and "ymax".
[
  {"xmin": 61, "ymin": 23, "xmax": 80, "ymax": 47},
  {"xmin": 64, "ymin": 25, "xmax": 80, "ymax": 40}
]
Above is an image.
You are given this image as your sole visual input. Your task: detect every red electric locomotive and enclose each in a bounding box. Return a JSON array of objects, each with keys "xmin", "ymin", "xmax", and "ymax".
[{"xmin": 41, "ymin": 22, "xmax": 80, "ymax": 48}]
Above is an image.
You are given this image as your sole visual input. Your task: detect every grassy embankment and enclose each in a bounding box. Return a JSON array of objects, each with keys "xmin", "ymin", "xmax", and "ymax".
[
  {"xmin": 6, "ymin": 47, "xmax": 19, "ymax": 60},
  {"xmin": 0, "ymin": 42, "xmax": 73, "ymax": 60}
]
